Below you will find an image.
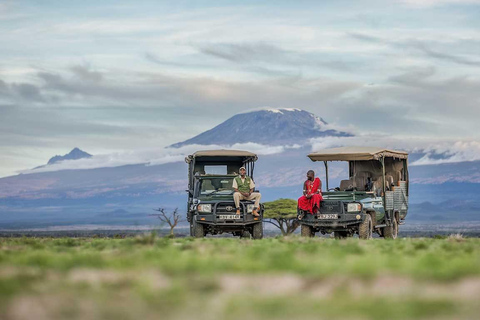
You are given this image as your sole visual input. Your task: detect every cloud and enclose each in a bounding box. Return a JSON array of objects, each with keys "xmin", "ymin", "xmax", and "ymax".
[
  {"xmin": 70, "ymin": 65, "xmax": 103, "ymax": 82},
  {"xmin": 18, "ymin": 132, "xmax": 480, "ymax": 176},
  {"xmin": 1, "ymin": 0, "xmax": 480, "ymax": 178},
  {"xmin": 347, "ymin": 32, "xmax": 480, "ymax": 68},
  {"xmin": 198, "ymin": 42, "xmax": 287, "ymax": 63},
  {"xmin": 412, "ymin": 141, "xmax": 480, "ymax": 165},
  {"xmin": 400, "ymin": 0, "xmax": 480, "ymax": 8},
  {"xmin": 197, "ymin": 41, "xmax": 359, "ymax": 74},
  {"xmin": 346, "ymin": 32, "xmax": 383, "ymax": 43},
  {"xmin": 309, "ymin": 134, "xmax": 480, "ymax": 166},
  {"xmin": 412, "ymin": 42, "xmax": 480, "ymax": 67},
  {"xmin": 19, "ymin": 143, "xmax": 301, "ymax": 175}
]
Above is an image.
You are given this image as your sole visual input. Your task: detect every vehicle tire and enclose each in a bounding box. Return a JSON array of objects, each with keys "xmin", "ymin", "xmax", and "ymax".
[
  {"xmin": 252, "ymin": 223, "xmax": 263, "ymax": 239},
  {"xmin": 189, "ymin": 221, "xmax": 194, "ymax": 236},
  {"xmin": 301, "ymin": 224, "xmax": 314, "ymax": 237},
  {"xmin": 358, "ymin": 214, "xmax": 373, "ymax": 240},
  {"xmin": 383, "ymin": 217, "xmax": 398, "ymax": 239},
  {"xmin": 334, "ymin": 231, "xmax": 348, "ymax": 239},
  {"xmin": 192, "ymin": 219, "xmax": 205, "ymax": 238},
  {"xmin": 240, "ymin": 230, "xmax": 251, "ymax": 239}
]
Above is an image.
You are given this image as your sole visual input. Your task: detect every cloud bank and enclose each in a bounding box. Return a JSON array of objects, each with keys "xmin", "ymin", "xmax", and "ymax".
[
  {"xmin": 21, "ymin": 143, "xmax": 302, "ymax": 175},
  {"xmin": 310, "ymin": 135, "xmax": 480, "ymax": 166}
]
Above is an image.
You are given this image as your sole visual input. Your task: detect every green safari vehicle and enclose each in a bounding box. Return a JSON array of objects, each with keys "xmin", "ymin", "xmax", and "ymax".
[
  {"xmin": 298, "ymin": 147, "xmax": 409, "ymax": 239},
  {"xmin": 185, "ymin": 150, "xmax": 264, "ymax": 239}
]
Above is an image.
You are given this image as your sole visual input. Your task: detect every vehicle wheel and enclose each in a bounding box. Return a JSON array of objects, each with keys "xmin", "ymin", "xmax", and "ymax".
[
  {"xmin": 252, "ymin": 223, "xmax": 263, "ymax": 239},
  {"xmin": 189, "ymin": 221, "xmax": 194, "ymax": 236},
  {"xmin": 383, "ymin": 217, "xmax": 398, "ymax": 239},
  {"xmin": 301, "ymin": 224, "xmax": 314, "ymax": 237},
  {"xmin": 358, "ymin": 214, "xmax": 373, "ymax": 240},
  {"xmin": 192, "ymin": 219, "xmax": 205, "ymax": 238},
  {"xmin": 334, "ymin": 231, "xmax": 348, "ymax": 239},
  {"xmin": 240, "ymin": 230, "xmax": 251, "ymax": 239}
]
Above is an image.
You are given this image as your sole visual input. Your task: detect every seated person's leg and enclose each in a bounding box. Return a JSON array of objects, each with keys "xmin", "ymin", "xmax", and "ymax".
[
  {"xmin": 233, "ymin": 192, "xmax": 243, "ymax": 214},
  {"xmin": 248, "ymin": 192, "xmax": 261, "ymax": 216},
  {"xmin": 312, "ymin": 194, "xmax": 322, "ymax": 215},
  {"xmin": 297, "ymin": 195, "xmax": 309, "ymax": 219}
]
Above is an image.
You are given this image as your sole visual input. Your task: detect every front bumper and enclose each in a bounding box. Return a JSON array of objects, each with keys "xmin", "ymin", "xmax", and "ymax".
[
  {"xmin": 194, "ymin": 201, "xmax": 263, "ymax": 226},
  {"xmin": 300, "ymin": 213, "xmax": 364, "ymax": 228},
  {"xmin": 299, "ymin": 200, "xmax": 364, "ymax": 228},
  {"xmin": 195, "ymin": 214, "xmax": 261, "ymax": 226}
]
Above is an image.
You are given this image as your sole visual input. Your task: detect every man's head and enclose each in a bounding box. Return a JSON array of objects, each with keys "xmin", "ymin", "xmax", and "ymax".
[
  {"xmin": 239, "ymin": 167, "xmax": 246, "ymax": 176},
  {"xmin": 307, "ymin": 170, "xmax": 315, "ymax": 180}
]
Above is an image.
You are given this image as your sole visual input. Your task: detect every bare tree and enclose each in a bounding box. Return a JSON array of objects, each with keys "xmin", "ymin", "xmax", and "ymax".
[{"xmin": 151, "ymin": 208, "xmax": 183, "ymax": 237}]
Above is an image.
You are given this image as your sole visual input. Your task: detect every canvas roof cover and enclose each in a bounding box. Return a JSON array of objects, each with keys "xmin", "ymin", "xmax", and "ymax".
[
  {"xmin": 308, "ymin": 147, "xmax": 408, "ymax": 162},
  {"xmin": 185, "ymin": 149, "xmax": 258, "ymax": 163}
]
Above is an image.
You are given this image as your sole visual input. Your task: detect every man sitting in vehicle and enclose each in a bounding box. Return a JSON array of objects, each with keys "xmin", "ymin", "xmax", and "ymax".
[
  {"xmin": 297, "ymin": 170, "xmax": 323, "ymax": 220},
  {"xmin": 233, "ymin": 167, "xmax": 261, "ymax": 217}
]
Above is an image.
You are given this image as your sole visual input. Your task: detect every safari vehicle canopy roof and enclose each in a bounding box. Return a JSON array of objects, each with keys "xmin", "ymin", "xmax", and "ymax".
[
  {"xmin": 308, "ymin": 147, "xmax": 408, "ymax": 162},
  {"xmin": 185, "ymin": 149, "xmax": 258, "ymax": 164}
]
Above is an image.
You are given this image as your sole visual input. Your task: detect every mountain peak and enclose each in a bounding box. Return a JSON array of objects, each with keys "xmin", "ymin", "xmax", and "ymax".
[
  {"xmin": 47, "ymin": 148, "xmax": 92, "ymax": 165},
  {"xmin": 171, "ymin": 108, "xmax": 351, "ymax": 147}
]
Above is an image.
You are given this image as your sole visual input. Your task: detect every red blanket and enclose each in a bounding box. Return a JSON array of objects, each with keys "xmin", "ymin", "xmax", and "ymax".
[{"xmin": 298, "ymin": 177, "xmax": 323, "ymax": 214}]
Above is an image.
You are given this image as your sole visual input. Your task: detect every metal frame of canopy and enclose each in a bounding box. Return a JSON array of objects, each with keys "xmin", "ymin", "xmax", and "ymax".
[
  {"xmin": 307, "ymin": 146, "xmax": 409, "ymax": 206},
  {"xmin": 185, "ymin": 150, "xmax": 258, "ymax": 193}
]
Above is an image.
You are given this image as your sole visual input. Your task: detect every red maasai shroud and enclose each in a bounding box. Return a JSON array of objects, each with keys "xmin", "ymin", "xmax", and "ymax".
[{"xmin": 297, "ymin": 177, "xmax": 323, "ymax": 214}]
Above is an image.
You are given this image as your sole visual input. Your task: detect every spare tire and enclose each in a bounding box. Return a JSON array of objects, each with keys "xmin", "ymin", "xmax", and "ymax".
[{"xmin": 383, "ymin": 217, "xmax": 398, "ymax": 239}]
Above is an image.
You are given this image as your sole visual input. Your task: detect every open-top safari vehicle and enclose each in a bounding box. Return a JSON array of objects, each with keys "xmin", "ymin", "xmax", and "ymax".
[
  {"xmin": 299, "ymin": 147, "xmax": 409, "ymax": 239},
  {"xmin": 185, "ymin": 150, "xmax": 264, "ymax": 239}
]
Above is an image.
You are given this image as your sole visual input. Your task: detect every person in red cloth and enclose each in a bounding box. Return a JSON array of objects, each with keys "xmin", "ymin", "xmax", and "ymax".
[{"xmin": 297, "ymin": 170, "xmax": 323, "ymax": 220}]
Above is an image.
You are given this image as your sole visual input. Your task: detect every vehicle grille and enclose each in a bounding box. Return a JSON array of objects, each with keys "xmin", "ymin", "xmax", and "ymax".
[
  {"xmin": 215, "ymin": 203, "xmax": 237, "ymax": 214},
  {"xmin": 320, "ymin": 201, "xmax": 342, "ymax": 213}
]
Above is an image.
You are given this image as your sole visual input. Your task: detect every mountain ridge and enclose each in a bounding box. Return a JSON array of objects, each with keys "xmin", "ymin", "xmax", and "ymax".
[{"xmin": 47, "ymin": 148, "xmax": 92, "ymax": 165}]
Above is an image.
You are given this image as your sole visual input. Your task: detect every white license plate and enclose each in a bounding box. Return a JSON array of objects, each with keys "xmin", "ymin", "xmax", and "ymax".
[
  {"xmin": 218, "ymin": 215, "xmax": 241, "ymax": 220},
  {"xmin": 317, "ymin": 214, "xmax": 338, "ymax": 219}
]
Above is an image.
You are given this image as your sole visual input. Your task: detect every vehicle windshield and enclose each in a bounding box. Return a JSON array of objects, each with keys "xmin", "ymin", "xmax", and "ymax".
[{"xmin": 198, "ymin": 177, "xmax": 235, "ymax": 197}]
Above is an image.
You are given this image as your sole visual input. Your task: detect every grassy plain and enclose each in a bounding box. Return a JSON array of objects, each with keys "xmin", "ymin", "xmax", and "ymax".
[{"xmin": 0, "ymin": 235, "xmax": 479, "ymax": 320}]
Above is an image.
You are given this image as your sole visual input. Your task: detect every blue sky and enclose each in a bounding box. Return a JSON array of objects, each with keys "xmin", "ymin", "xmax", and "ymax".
[{"xmin": 1, "ymin": 0, "xmax": 480, "ymax": 176}]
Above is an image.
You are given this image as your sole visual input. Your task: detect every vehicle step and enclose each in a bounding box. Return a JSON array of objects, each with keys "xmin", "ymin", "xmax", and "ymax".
[{"xmin": 375, "ymin": 224, "xmax": 386, "ymax": 228}]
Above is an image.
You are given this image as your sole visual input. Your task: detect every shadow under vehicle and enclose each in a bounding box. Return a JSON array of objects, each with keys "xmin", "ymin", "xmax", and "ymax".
[
  {"xmin": 185, "ymin": 150, "xmax": 264, "ymax": 239},
  {"xmin": 299, "ymin": 147, "xmax": 409, "ymax": 239}
]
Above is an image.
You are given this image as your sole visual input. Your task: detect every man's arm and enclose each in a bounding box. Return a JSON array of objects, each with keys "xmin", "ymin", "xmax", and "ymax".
[{"xmin": 303, "ymin": 181, "xmax": 310, "ymax": 197}]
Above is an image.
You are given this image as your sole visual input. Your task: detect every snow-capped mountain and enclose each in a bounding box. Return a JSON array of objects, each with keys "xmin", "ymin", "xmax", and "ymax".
[
  {"xmin": 171, "ymin": 108, "xmax": 351, "ymax": 147},
  {"xmin": 47, "ymin": 148, "xmax": 92, "ymax": 165}
]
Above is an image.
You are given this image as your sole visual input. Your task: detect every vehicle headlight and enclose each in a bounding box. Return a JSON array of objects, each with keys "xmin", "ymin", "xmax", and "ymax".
[
  {"xmin": 347, "ymin": 203, "xmax": 362, "ymax": 212},
  {"xmin": 247, "ymin": 204, "xmax": 254, "ymax": 213},
  {"xmin": 197, "ymin": 204, "xmax": 212, "ymax": 213}
]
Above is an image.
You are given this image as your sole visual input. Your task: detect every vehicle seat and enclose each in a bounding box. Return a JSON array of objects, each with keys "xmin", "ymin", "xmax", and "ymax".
[
  {"xmin": 354, "ymin": 177, "xmax": 366, "ymax": 191},
  {"xmin": 372, "ymin": 179, "xmax": 382, "ymax": 195},
  {"xmin": 202, "ymin": 180, "xmax": 215, "ymax": 191},
  {"xmin": 385, "ymin": 175, "xmax": 394, "ymax": 189},
  {"xmin": 340, "ymin": 179, "xmax": 354, "ymax": 191},
  {"xmin": 388, "ymin": 171, "xmax": 401, "ymax": 184},
  {"xmin": 353, "ymin": 171, "xmax": 372, "ymax": 191}
]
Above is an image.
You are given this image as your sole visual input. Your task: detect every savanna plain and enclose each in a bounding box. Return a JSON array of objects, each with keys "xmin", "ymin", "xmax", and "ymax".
[{"xmin": 0, "ymin": 235, "xmax": 479, "ymax": 320}]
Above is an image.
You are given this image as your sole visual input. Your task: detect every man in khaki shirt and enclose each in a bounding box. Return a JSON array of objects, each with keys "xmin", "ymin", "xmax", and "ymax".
[{"xmin": 232, "ymin": 167, "xmax": 261, "ymax": 216}]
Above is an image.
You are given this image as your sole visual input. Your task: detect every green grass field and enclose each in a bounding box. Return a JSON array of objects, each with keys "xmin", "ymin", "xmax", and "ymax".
[{"xmin": 1, "ymin": 235, "xmax": 479, "ymax": 320}]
